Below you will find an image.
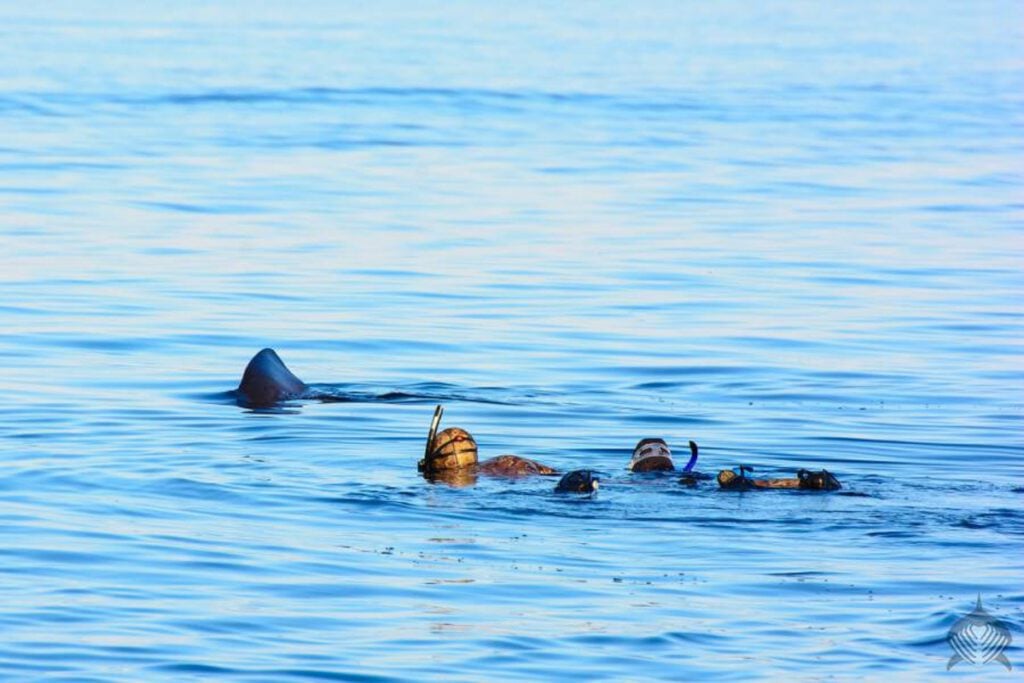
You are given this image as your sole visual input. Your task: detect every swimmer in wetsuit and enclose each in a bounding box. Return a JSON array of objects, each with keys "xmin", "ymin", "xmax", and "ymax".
[
  {"xmin": 716, "ymin": 465, "xmax": 841, "ymax": 491},
  {"xmin": 418, "ymin": 405, "xmax": 558, "ymax": 485}
]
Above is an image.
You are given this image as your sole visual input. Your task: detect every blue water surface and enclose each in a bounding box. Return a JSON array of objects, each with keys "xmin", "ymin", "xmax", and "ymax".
[{"xmin": 1, "ymin": 1, "xmax": 1023, "ymax": 680}]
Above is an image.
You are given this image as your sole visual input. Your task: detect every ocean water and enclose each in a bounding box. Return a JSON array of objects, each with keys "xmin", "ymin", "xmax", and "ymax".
[{"xmin": 1, "ymin": 1, "xmax": 1022, "ymax": 679}]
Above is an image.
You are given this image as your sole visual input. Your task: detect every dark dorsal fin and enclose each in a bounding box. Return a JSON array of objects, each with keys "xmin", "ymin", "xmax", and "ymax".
[{"xmin": 237, "ymin": 348, "xmax": 307, "ymax": 407}]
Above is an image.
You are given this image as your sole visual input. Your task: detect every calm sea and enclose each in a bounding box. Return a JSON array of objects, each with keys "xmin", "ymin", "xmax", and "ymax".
[{"xmin": 1, "ymin": 2, "xmax": 1022, "ymax": 680}]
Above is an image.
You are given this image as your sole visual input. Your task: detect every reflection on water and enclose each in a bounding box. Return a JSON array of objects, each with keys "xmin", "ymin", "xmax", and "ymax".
[
  {"xmin": 1, "ymin": 0, "xmax": 1023, "ymax": 679},
  {"xmin": 423, "ymin": 469, "xmax": 479, "ymax": 489}
]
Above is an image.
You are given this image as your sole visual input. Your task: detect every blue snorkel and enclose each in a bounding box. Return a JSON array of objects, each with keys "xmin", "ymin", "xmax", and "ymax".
[{"xmin": 682, "ymin": 440, "xmax": 698, "ymax": 472}]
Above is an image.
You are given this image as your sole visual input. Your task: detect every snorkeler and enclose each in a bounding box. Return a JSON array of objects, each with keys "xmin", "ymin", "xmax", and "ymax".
[
  {"xmin": 554, "ymin": 470, "xmax": 600, "ymax": 494},
  {"xmin": 418, "ymin": 405, "xmax": 558, "ymax": 485},
  {"xmin": 629, "ymin": 437, "xmax": 699, "ymax": 472},
  {"xmin": 716, "ymin": 465, "xmax": 841, "ymax": 491},
  {"xmin": 629, "ymin": 437, "xmax": 710, "ymax": 486}
]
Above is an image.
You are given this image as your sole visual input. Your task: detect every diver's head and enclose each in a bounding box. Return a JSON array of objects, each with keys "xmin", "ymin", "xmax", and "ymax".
[
  {"xmin": 629, "ymin": 437, "xmax": 675, "ymax": 472},
  {"xmin": 423, "ymin": 427, "xmax": 478, "ymax": 472},
  {"xmin": 717, "ymin": 466, "xmax": 756, "ymax": 490},
  {"xmin": 555, "ymin": 469, "xmax": 600, "ymax": 494},
  {"xmin": 419, "ymin": 405, "xmax": 478, "ymax": 474},
  {"xmin": 717, "ymin": 469, "xmax": 739, "ymax": 487}
]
